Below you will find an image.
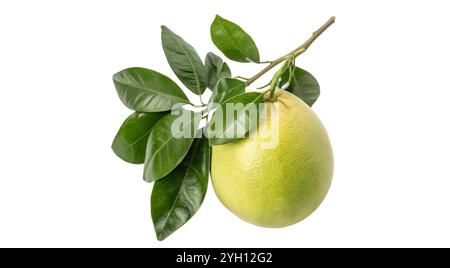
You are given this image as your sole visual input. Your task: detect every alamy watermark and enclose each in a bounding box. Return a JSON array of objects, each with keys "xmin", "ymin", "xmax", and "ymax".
[{"xmin": 169, "ymin": 102, "xmax": 280, "ymax": 149}]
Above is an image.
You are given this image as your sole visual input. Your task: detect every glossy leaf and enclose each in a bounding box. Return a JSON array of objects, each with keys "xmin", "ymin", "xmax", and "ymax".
[
  {"xmin": 113, "ymin": 67, "xmax": 189, "ymax": 112},
  {"xmin": 161, "ymin": 26, "xmax": 208, "ymax": 95},
  {"xmin": 111, "ymin": 112, "xmax": 166, "ymax": 164},
  {"xmin": 151, "ymin": 137, "xmax": 210, "ymax": 241},
  {"xmin": 209, "ymin": 78, "xmax": 246, "ymax": 106},
  {"xmin": 204, "ymin": 52, "xmax": 231, "ymax": 89},
  {"xmin": 211, "ymin": 15, "xmax": 260, "ymax": 63},
  {"xmin": 144, "ymin": 110, "xmax": 201, "ymax": 182},
  {"xmin": 280, "ymin": 67, "xmax": 320, "ymax": 107},
  {"xmin": 208, "ymin": 92, "xmax": 264, "ymax": 145}
]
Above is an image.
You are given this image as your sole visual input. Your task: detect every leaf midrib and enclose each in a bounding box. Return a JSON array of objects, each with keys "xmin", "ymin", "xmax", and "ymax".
[
  {"xmin": 218, "ymin": 18, "xmax": 259, "ymax": 62},
  {"xmin": 114, "ymin": 127, "xmax": 153, "ymax": 152},
  {"xmin": 157, "ymin": 139, "xmax": 201, "ymax": 235},
  {"xmin": 216, "ymin": 18, "xmax": 255, "ymax": 62},
  {"xmin": 116, "ymin": 79, "xmax": 188, "ymax": 104},
  {"xmin": 147, "ymin": 115, "xmax": 198, "ymax": 177},
  {"xmin": 216, "ymin": 84, "xmax": 245, "ymax": 105},
  {"xmin": 169, "ymin": 32, "xmax": 203, "ymax": 95},
  {"xmin": 213, "ymin": 93, "xmax": 262, "ymax": 141}
]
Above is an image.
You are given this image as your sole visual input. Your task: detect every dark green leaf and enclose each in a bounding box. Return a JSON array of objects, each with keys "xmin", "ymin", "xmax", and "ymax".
[
  {"xmin": 112, "ymin": 112, "xmax": 166, "ymax": 164},
  {"xmin": 161, "ymin": 26, "xmax": 208, "ymax": 95},
  {"xmin": 209, "ymin": 78, "xmax": 246, "ymax": 106},
  {"xmin": 280, "ymin": 67, "xmax": 320, "ymax": 107},
  {"xmin": 151, "ymin": 137, "xmax": 209, "ymax": 241},
  {"xmin": 144, "ymin": 110, "xmax": 201, "ymax": 182},
  {"xmin": 205, "ymin": 52, "xmax": 231, "ymax": 89},
  {"xmin": 210, "ymin": 15, "xmax": 260, "ymax": 63},
  {"xmin": 208, "ymin": 92, "xmax": 264, "ymax": 145},
  {"xmin": 113, "ymin": 67, "xmax": 190, "ymax": 112}
]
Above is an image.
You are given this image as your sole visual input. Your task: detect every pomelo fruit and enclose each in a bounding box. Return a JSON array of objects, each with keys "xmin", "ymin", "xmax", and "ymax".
[{"xmin": 211, "ymin": 90, "xmax": 333, "ymax": 227}]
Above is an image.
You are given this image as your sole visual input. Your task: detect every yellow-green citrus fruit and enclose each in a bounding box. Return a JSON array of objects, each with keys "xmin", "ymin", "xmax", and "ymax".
[{"xmin": 211, "ymin": 90, "xmax": 333, "ymax": 227}]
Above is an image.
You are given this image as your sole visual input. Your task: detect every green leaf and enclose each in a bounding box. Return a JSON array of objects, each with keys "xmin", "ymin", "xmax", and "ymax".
[
  {"xmin": 205, "ymin": 52, "xmax": 231, "ymax": 89},
  {"xmin": 161, "ymin": 26, "xmax": 208, "ymax": 95},
  {"xmin": 208, "ymin": 92, "xmax": 264, "ymax": 145},
  {"xmin": 211, "ymin": 15, "xmax": 260, "ymax": 63},
  {"xmin": 111, "ymin": 112, "xmax": 166, "ymax": 164},
  {"xmin": 151, "ymin": 137, "xmax": 210, "ymax": 241},
  {"xmin": 280, "ymin": 67, "xmax": 320, "ymax": 107},
  {"xmin": 113, "ymin": 67, "xmax": 190, "ymax": 112},
  {"xmin": 209, "ymin": 78, "xmax": 246, "ymax": 106},
  {"xmin": 144, "ymin": 110, "xmax": 201, "ymax": 182}
]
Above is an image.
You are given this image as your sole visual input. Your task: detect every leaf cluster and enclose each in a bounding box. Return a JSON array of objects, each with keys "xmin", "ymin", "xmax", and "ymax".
[{"xmin": 112, "ymin": 15, "xmax": 321, "ymax": 240}]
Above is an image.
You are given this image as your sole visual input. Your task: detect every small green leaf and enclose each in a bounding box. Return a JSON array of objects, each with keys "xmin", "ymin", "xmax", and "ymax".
[
  {"xmin": 112, "ymin": 112, "xmax": 166, "ymax": 164},
  {"xmin": 208, "ymin": 92, "xmax": 264, "ymax": 145},
  {"xmin": 280, "ymin": 67, "xmax": 320, "ymax": 107},
  {"xmin": 113, "ymin": 67, "xmax": 189, "ymax": 112},
  {"xmin": 144, "ymin": 110, "xmax": 201, "ymax": 182},
  {"xmin": 162, "ymin": 26, "xmax": 208, "ymax": 95},
  {"xmin": 209, "ymin": 78, "xmax": 246, "ymax": 106},
  {"xmin": 211, "ymin": 15, "xmax": 260, "ymax": 63},
  {"xmin": 205, "ymin": 52, "xmax": 231, "ymax": 89},
  {"xmin": 151, "ymin": 137, "xmax": 209, "ymax": 241}
]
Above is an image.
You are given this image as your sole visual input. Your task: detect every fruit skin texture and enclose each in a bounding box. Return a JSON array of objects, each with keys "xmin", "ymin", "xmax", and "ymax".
[{"xmin": 211, "ymin": 90, "xmax": 333, "ymax": 228}]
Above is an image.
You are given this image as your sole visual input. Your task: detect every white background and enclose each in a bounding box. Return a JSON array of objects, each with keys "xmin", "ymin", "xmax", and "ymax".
[{"xmin": 1, "ymin": 0, "xmax": 449, "ymax": 248}]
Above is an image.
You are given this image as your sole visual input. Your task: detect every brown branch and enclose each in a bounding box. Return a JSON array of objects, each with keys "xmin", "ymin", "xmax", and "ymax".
[{"xmin": 246, "ymin": 16, "xmax": 335, "ymax": 86}]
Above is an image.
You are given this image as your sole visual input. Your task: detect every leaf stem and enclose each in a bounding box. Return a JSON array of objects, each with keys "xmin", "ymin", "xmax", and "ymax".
[
  {"xmin": 234, "ymin": 76, "xmax": 251, "ymax": 81},
  {"xmin": 256, "ymin": 81, "xmax": 271, "ymax": 89},
  {"xmin": 191, "ymin": 103, "xmax": 206, "ymax": 108},
  {"xmin": 246, "ymin": 16, "xmax": 335, "ymax": 86},
  {"xmin": 261, "ymin": 88, "xmax": 272, "ymax": 96}
]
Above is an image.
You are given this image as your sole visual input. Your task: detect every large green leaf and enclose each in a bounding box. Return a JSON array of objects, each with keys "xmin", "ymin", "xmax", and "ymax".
[
  {"xmin": 204, "ymin": 52, "xmax": 231, "ymax": 89},
  {"xmin": 209, "ymin": 78, "xmax": 246, "ymax": 106},
  {"xmin": 280, "ymin": 67, "xmax": 320, "ymax": 107},
  {"xmin": 208, "ymin": 92, "xmax": 264, "ymax": 145},
  {"xmin": 111, "ymin": 112, "xmax": 166, "ymax": 164},
  {"xmin": 144, "ymin": 110, "xmax": 201, "ymax": 182},
  {"xmin": 151, "ymin": 137, "xmax": 209, "ymax": 241},
  {"xmin": 161, "ymin": 26, "xmax": 208, "ymax": 95},
  {"xmin": 211, "ymin": 15, "xmax": 260, "ymax": 63},
  {"xmin": 113, "ymin": 67, "xmax": 189, "ymax": 112}
]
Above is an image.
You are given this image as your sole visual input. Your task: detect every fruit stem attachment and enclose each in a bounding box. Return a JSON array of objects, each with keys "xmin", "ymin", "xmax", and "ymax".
[
  {"xmin": 268, "ymin": 60, "xmax": 290, "ymax": 102},
  {"xmin": 246, "ymin": 16, "xmax": 335, "ymax": 86}
]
